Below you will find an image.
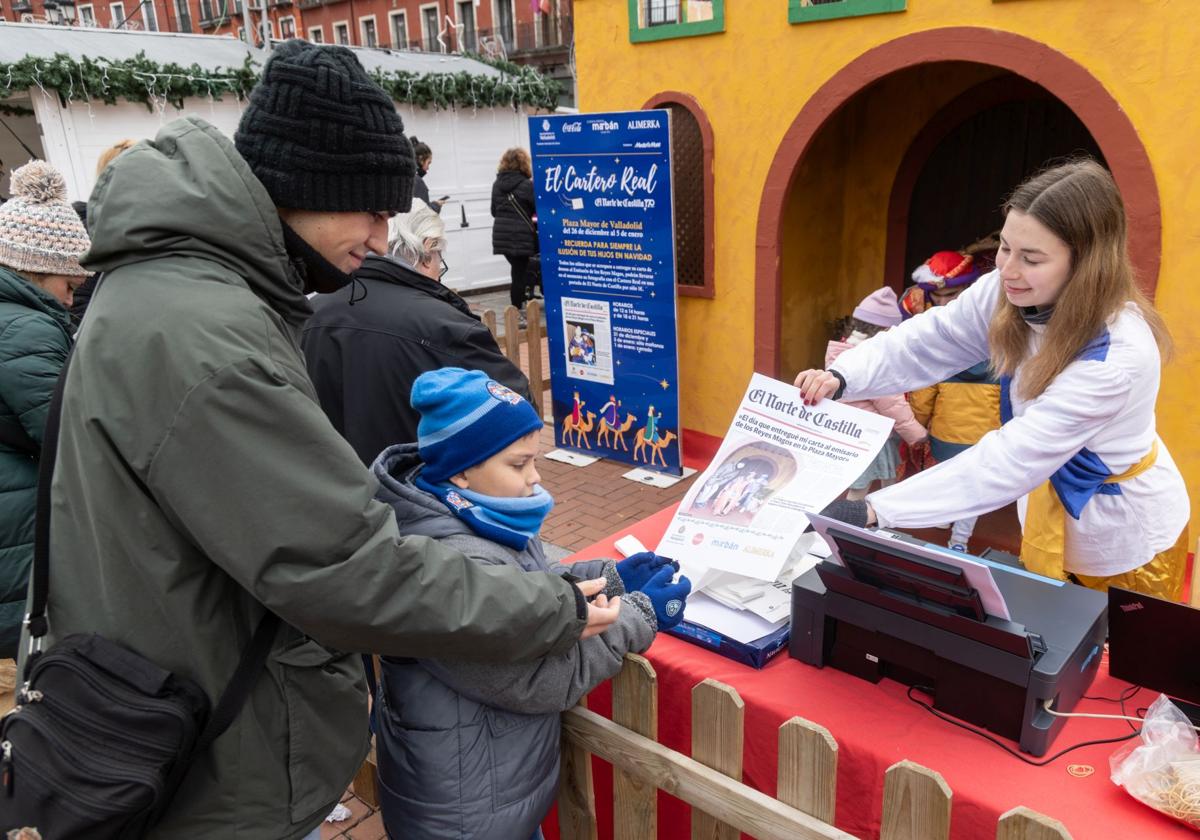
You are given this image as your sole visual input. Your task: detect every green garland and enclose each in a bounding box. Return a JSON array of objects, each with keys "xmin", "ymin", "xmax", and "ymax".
[
  {"xmin": 369, "ymin": 63, "xmax": 562, "ymax": 111},
  {"xmin": 0, "ymin": 50, "xmax": 562, "ymax": 113},
  {"xmin": 0, "ymin": 53, "xmax": 259, "ymax": 110},
  {"xmin": 0, "ymin": 102, "xmax": 34, "ymax": 117}
]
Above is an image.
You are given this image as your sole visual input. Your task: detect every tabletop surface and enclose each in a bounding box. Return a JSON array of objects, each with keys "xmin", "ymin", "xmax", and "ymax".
[{"xmin": 563, "ymin": 504, "xmax": 1194, "ymax": 840}]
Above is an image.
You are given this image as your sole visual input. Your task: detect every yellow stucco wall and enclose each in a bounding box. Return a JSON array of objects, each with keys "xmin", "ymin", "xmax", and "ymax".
[{"xmin": 574, "ymin": 0, "xmax": 1200, "ymax": 529}]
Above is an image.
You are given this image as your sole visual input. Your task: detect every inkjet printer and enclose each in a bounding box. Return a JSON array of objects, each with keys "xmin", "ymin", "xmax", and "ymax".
[{"xmin": 790, "ymin": 516, "xmax": 1107, "ymax": 756}]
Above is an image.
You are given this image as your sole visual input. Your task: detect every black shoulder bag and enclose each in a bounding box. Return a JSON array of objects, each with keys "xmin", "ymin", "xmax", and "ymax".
[
  {"xmin": 0, "ymin": 350, "xmax": 280, "ymax": 839},
  {"xmin": 507, "ymin": 192, "xmax": 541, "ymax": 251}
]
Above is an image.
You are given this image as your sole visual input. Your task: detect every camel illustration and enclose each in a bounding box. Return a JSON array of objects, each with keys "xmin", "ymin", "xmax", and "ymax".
[
  {"xmin": 598, "ymin": 412, "xmax": 637, "ymax": 451},
  {"xmin": 633, "ymin": 429, "xmax": 677, "ymax": 468},
  {"xmin": 562, "ymin": 410, "xmax": 596, "ymax": 449}
]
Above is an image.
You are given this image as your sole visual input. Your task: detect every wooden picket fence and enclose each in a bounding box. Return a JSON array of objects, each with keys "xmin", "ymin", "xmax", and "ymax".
[
  {"xmin": 557, "ymin": 653, "xmax": 1075, "ymax": 840},
  {"xmin": 481, "ymin": 299, "xmax": 550, "ymax": 416}
]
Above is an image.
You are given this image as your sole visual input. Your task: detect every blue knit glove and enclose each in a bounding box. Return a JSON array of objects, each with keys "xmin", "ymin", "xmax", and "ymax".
[
  {"xmin": 640, "ymin": 566, "xmax": 692, "ymax": 631},
  {"xmin": 615, "ymin": 551, "xmax": 678, "ymax": 593}
]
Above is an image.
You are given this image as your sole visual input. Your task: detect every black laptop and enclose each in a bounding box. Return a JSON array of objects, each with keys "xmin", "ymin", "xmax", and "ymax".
[{"xmin": 1108, "ymin": 586, "xmax": 1200, "ymax": 723}]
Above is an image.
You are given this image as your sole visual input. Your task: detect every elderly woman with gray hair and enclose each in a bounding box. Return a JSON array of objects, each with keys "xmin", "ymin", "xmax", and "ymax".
[{"xmin": 302, "ymin": 199, "xmax": 534, "ymax": 467}]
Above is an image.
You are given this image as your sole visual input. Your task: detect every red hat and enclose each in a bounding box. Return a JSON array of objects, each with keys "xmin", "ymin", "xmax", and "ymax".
[{"xmin": 911, "ymin": 251, "xmax": 983, "ymax": 291}]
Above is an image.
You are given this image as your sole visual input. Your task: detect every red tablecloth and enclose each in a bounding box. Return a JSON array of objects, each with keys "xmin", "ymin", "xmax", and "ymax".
[{"xmin": 545, "ymin": 505, "xmax": 1194, "ymax": 840}]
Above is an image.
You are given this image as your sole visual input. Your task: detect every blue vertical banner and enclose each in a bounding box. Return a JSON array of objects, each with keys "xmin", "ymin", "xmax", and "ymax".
[{"xmin": 530, "ymin": 111, "xmax": 682, "ymax": 475}]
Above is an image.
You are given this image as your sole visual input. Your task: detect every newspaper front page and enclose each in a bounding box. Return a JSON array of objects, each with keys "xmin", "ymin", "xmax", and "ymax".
[{"xmin": 658, "ymin": 373, "xmax": 895, "ymax": 590}]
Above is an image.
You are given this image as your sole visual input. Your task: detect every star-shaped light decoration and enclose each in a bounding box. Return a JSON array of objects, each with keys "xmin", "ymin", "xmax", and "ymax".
[
  {"xmin": 659, "ymin": 379, "xmax": 670, "ymax": 390},
  {"xmin": 437, "ymin": 15, "xmax": 465, "ymax": 53}
]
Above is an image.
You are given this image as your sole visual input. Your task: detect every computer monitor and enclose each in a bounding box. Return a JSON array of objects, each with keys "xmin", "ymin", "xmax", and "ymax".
[{"xmin": 1108, "ymin": 586, "xmax": 1200, "ymax": 714}]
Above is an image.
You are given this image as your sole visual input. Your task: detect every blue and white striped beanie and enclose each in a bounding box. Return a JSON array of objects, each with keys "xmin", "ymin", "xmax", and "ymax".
[{"xmin": 412, "ymin": 368, "xmax": 543, "ymax": 482}]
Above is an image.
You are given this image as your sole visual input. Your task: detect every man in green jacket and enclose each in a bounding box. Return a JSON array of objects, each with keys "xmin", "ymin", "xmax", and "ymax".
[{"xmin": 23, "ymin": 42, "xmax": 619, "ymax": 839}]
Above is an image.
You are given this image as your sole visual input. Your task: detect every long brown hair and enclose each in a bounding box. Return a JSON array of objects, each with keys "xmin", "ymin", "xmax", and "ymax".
[{"xmin": 989, "ymin": 159, "xmax": 1171, "ymax": 399}]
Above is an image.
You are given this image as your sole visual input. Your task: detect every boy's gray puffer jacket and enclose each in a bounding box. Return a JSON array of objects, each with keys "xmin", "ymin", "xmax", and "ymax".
[{"xmin": 371, "ymin": 444, "xmax": 657, "ymax": 840}]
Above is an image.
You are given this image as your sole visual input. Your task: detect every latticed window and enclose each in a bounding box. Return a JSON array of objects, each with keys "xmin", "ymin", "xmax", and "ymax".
[
  {"xmin": 649, "ymin": 99, "xmax": 713, "ymax": 296},
  {"xmin": 647, "ymin": 0, "xmax": 679, "ymax": 26}
]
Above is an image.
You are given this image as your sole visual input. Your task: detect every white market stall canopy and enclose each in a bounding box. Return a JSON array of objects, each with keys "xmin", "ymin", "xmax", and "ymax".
[{"xmin": 0, "ymin": 23, "xmax": 552, "ymax": 291}]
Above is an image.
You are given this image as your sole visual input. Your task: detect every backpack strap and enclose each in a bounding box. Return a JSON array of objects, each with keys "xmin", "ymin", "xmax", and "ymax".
[{"xmin": 23, "ymin": 339, "xmax": 280, "ymax": 750}]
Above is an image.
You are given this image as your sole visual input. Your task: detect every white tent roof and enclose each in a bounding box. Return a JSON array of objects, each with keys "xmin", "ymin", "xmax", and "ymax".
[{"xmin": 0, "ymin": 23, "xmax": 503, "ymax": 77}]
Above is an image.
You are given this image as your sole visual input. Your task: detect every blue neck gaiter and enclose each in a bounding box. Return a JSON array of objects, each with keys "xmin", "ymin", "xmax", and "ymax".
[{"xmin": 416, "ymin": 476, "xmax": 555, "ymax": 550}]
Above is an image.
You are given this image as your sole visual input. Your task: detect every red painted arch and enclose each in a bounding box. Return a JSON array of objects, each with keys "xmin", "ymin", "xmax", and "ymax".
[{"xmin": 754, "ymin": 27, "xmax": 1161, "ymax": 376}]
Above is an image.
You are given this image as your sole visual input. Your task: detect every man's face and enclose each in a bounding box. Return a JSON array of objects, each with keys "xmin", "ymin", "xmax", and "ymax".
[
  {"xmin": 929, "ymin": 286, "xmax": 966, "ymax": 307},
  {"xmin": 278, "ymin": 208, "xmax": 390, "ymax": 273}
]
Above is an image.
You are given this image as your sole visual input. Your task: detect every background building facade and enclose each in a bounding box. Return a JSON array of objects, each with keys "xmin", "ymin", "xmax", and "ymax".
[
  {"xmin": 0, "ymin": 0, "xmax": 574, "ymax": 104},
  {"xmin": 574, "ymin": 0, "xmax": 1200, "ymax": 529}
]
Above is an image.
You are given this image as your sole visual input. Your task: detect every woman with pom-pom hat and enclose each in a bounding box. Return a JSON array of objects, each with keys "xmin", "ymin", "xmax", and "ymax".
[{"xmin": 0, "ymin": 159, "xmax": 89, "ymax": 656}]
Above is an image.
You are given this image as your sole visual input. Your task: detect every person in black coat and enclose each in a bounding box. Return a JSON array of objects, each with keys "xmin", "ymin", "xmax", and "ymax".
[
  {"xmin": 490, "ymin": 147, "xmax": 539, "ymax": 309},
  {"xmin": 409, "ymin": 136, "xmax": 446, "ymax": 213},
  {"xmin": 302, "ymin": 198, "xmax": 533, "ymax": 466}
]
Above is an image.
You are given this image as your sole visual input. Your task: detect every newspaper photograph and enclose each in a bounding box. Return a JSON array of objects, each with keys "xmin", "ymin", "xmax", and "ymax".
[
  {"xmin": 657, "ymin": 372, "xmax": 894, "ymax": 588},
  {"xmin": 561, "ymin": 296, "xmax": 615, "ymax": 385}
]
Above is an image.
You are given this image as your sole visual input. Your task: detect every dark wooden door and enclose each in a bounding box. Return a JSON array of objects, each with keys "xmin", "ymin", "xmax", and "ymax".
[{"xmin": 904, "ymin": 96, "xmax": 1104, "ymax": 274}]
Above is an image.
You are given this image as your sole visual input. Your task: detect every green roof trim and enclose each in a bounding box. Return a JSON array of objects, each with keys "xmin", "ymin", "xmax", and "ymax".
[{"xmin": 789, "ymin": 0, "xmax": 906, "ymax": 24}]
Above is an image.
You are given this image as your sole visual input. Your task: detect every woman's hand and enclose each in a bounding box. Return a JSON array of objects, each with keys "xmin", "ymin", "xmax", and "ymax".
[
  {"xmin": 577, "ymin": 578, "xmax": 622, "ymax": 639},
  {"xmin": 794, "ymin": 369, "xmax": 842, "ymax": 405}
]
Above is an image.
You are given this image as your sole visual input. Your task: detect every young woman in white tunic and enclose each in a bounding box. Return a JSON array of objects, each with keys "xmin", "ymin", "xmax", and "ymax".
[{"xmin": 796, "ymin": 160, "xmax": 1189, "ymax": 599}]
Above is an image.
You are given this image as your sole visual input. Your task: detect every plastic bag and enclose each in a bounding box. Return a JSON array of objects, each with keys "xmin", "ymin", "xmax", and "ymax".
[{"xmin": 1110, "ymin": 694, "xmax": 1200, "ymax": 830}]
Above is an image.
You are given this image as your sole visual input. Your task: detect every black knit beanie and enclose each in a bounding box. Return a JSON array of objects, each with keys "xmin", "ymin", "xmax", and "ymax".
[{"xmin": 235, "ymin": 39, "xmax": 415, "ymax": 214}]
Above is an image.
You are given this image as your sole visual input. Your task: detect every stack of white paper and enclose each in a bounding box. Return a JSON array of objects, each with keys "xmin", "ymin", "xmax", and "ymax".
[{"xmin": 677, "ymin": 533, "xmax": 833, "ymax": 642}]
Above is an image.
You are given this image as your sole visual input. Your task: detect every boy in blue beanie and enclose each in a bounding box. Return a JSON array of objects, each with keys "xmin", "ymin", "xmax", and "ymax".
[{"xmin": 371, "ymin": 367, "xmax": 691, "ymax": 840}]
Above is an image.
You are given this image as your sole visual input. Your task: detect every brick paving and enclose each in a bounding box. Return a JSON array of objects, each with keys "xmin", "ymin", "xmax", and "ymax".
[{"xmin": 535, "ymin": 426, "xmax": 700, "ymax": 552}]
